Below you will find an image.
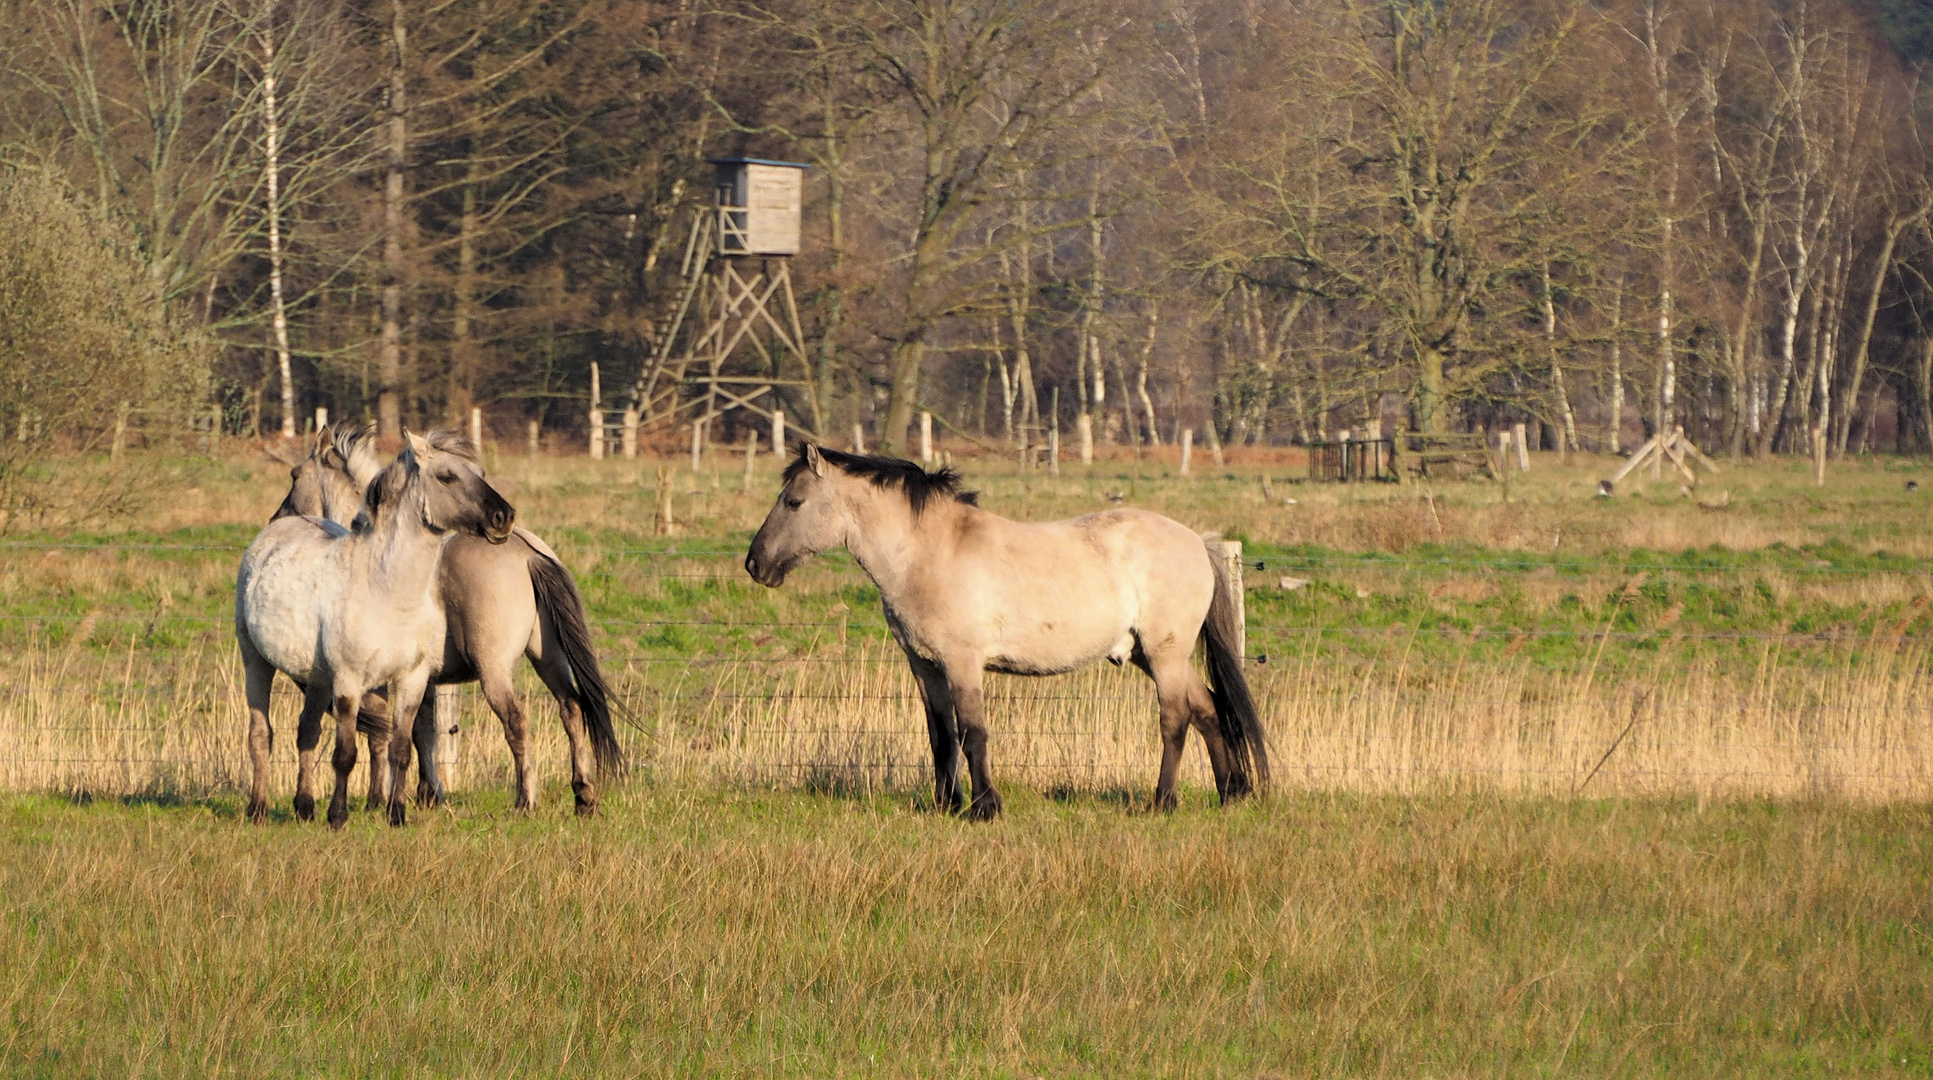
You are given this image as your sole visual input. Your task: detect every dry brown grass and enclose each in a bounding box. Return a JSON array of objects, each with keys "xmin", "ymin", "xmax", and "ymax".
[{"xmin": 6, "ymin": 626, "xmax": 1929, "ymax": 806}]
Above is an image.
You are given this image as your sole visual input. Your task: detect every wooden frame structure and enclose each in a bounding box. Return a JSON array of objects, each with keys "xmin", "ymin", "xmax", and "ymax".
[
  {"xmin": 627, "ymin": 159, "xmax": 821, "ymax": 445},
  {"xmin": 1603, "ymin": 425, "xmax": 1720, "ymax": 491}
]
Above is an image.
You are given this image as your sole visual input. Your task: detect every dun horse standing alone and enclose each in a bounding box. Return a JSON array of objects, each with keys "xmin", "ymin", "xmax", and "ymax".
[{"xmin": 745, "ymin": 444, "xmax": 1268, "ymax": 818}]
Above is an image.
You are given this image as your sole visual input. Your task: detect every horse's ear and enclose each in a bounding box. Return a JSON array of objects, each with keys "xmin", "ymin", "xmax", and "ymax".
[
  {"xmin": 404, "ymin": 429, "xmax": 431, "ymax": 460},
  {"xmin": 803, "ymin": 442, "xmax": 825, "ymax": 478}
]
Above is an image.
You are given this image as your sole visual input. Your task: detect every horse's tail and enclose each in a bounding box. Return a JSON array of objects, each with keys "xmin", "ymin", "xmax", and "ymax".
[
  {"xmin": 1203, "ymin": 539, "xmax": 1270, "ymax": 799},
  {"xmin": 527, "ymin": 550, "xmax": 625, "ymax": 777}
]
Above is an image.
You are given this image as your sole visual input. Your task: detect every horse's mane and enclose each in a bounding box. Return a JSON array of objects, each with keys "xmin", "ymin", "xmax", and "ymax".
[
  {"xmin": 328, "ymin": 424, "xmax": 387, "ymax": 489},
  {"xmin": 784, "ymin": 444, "xmax": 978, "ymax": 515}
]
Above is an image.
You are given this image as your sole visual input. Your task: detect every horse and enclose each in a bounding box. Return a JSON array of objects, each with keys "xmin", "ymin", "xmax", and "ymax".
[
  {"xmin": 744, "ymin": 444, "xmax": 1268, "ymax": 820},
  {"xmin": 237, "ymin": 430, "xmax": 514, "ymax": 828},
  {"xmin": 271, "ymin": 424, "xmax": 622, "ymax": 817}
]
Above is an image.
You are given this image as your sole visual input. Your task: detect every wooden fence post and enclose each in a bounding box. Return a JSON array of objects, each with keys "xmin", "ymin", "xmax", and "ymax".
[
  {"xmin": 771, "ymin": 409, "xmax": 785, "ymax": 455},
  {"xmin": 1217, "ymin": 540, "xmax": 1246, "ymax": 662},
  {"xmin": 1512, "ymin": 421, "xmax": 1529, "ymax": 471},
  {"xmin": 653, "ymin": 465, "xmax": 674, "ymax": 535},
  {"xmin": 1048, "ymin": 426, "xmax": 1060, "ymax": 475},
  {"xmin": 689, "ymin": 419, "xmax": 703, "ymax": 471},
  {"xmin": 919, "ymin": 411, "xmax": 933, "ymax": 464},
  {"xmin": 743, "ymin": 430, "xmax": 758, "ymax": 490},
  {"xmin": 527, "ymin": 419, "xmax": 540, "ymax": 458},
  {"xmin": 469, "ymin": 406, "xmax": 483, "ymax": 450},
  {"xmin": 1180, "ymin": 428, "xmax": 1194, "ymax": 477},
  {"xmin": 851, "ymin": 423, "xmax": 865, "ymax": 454},
  {"xmin": 589, "ymin": 363, "xmax": 604, "ymax": 460},
  {"xmin": 435, "ymin": 685, "xmax": 462, "ymax": 770},
  {"xmin": 621, "ymin": 408, "xmax": 639, "ymax": 460},
  {"xmin": 314, "ymin": 406, "xmax": 328, "ymax": 433}
]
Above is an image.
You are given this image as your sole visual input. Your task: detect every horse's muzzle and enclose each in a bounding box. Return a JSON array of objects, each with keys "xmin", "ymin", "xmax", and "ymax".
[
  {"xmin": 484, "ymin": 507, "xmax": 515, "ymax": 544},
  {"xmin": 744, "ymin": 552, "xmax": 785, "ymax": 588}
]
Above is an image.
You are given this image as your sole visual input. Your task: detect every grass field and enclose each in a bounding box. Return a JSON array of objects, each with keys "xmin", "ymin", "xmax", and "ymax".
[{"xmin": 2, "ymin": 440, "xmax": 1931, "ymax": 1075}]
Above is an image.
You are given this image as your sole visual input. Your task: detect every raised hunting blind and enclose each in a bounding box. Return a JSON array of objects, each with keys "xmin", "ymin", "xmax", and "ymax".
[
  {"xmin": 622, "ymin": 158, "xmax": 819, "ymax": 452},
  {"xmin": 713, "ymin": 158, "xmax": 805, "ymax": 255}
]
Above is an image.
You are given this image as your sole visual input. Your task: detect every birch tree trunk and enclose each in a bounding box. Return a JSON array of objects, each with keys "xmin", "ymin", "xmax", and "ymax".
[
  {"xmin": 258, "ymin": 4, "xmax": 295, "ymax": 439},
  {"xmin": 377, "ymin": 0, "xmax": 408, "ymax": 437}
]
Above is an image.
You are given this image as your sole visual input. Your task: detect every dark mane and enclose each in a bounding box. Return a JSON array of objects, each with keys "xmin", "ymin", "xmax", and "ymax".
[{"xmin": 784, "ymin": 444, "xmax": 979, "ymax": 515}]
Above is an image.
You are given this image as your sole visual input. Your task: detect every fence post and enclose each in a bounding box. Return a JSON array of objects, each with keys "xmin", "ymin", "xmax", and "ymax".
[
  {"xmin": 622, "ymin": 408, "xmax": 639, "ymax": 460},
  {"xmin": 851, "ymin": 423, "xmax": 865, "ymax": 454},
  {"xmin": 589, "ymin": 363, "xmax": 604, "ymax": 460},
  {"xmin": 1180, "ymin": 428, "xmax": 1193, "ymax": 477},
  {"xmin": 771, "ymin": 409, "xmax": 785, "ymax": 455},
  {"xmin": 653, "ymin": 465, "xmax": 674, "ymax": 535},
  {"xmin": 743, "ymin": 429, "xmax": 758, "ymax": 490},
  {"xmin": 314, "ymin": 406, "xmax": 328, "ymax": 433},
  {"xmin": 469, "ymin": 406, "xmax": 483, "ymax": 450},
  {"xmin": 1512, "ymin": 421, "xmax": 1529, "ymax": 471},
  {"xmin": 689, "ymin": 419, "xmax": 704, "ymax": 472},
  {"xmin": 919, "ymin": 411, "xmax": 933, "ymax": 464},
  {"xmin": 1217, "ymin": 540, "xmax": 1245, "ymax": 662},
  {"xmin": 1048, "ymin": 426, "xmax": 1060, "ymax": 476},
  {"xmin": 435, "ymin": 685, "xmax": 462, "ymax": 771},
  {"xmin": 110, "ymin": 401, "xmax": 129, "ymax": 460},
  {"xmin": 527, "ymin": 419, "xmax": 540, "ymax": 458}
]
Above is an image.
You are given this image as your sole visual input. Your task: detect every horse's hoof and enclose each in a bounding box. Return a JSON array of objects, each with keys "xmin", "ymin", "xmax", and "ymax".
[
  {"xmin": 1153, "ymin": 793, "xmax": 1179, "ymax": 813},
  {"xmin": 364, "ymin": 795, "xmax": 385, "ymax": 812},
  {"xmin": 327, "ymin": 800, "xmax": 348, "ymax": 830},
  {"xmin": 966, "ymin": 794, "xmax": 1003, "ymax": 822},
  {"xmin": 574, "ymin": 798, "xmax": 597, "ymax": 818},
  {"xmin": 414, "ymin": 782, "xmax": 443, "ymax": 808},
  {"xmin": 247, "ymin": 798, "xmax": 268, "ymax": 825},
  {"xmin": 293, "ymin": 794, "xmax": 315, "ymax": 821},
  {"xmin": 388, "ymin": 801, "xmax": 407, "ymax": 828}
]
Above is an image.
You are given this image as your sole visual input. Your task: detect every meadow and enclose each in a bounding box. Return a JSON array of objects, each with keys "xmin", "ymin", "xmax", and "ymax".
[{"xmin": 1, "ymin": 438, "xmax": 1931, "ymax": 1076}]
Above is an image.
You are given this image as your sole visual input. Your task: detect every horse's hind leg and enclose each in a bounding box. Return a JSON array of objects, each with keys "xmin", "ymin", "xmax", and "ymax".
[
  {"xmin": 1145, "ymin": 650, "xmax": 1229, "ymax": 810},
  {"xmin": 530, "ymin": 650, "xmax": 597, "ymax": 817},
  {"xmin": 906, "ymin": 654, "xmax": 963, "ymax": 814},
  {"xmin": 479, "ymin": 671, "xmax": 537, "ymax": 811},
  {"xmin": 325, "ymin": 690, "xmax": 362, "ymax": 829},
  {"xmin": 412, "ymin": 687, "xmax": 445, "ymax": 807},
  {"xmin": 293, "ymin": 683, "xmax": 331, "ymax": 822},
  {"xmin": 362, "ymin": 702, "xmax": 390, "ymax": 812},
  {"xmin": 382, "ymin": 673, "xmax": 430, "ymax": 827},
  {"xmin": 241, "ymin": 642, "xmax": 276, "ymax": 824}
]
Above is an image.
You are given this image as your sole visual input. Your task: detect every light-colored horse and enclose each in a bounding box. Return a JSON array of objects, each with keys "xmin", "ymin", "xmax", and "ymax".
[
  {"xmin": 272, "ymin": 425, "xmax": 622, "ymax": 816},
  {"xmin": 237, "ymin": 430, "xmax": 515, "ymax": 828},
  {"xmin": 745, "ymin": 444, "xmax": 1268, "ymax": 819}
]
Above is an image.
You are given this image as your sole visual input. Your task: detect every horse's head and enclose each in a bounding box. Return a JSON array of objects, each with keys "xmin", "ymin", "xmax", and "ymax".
[
  {"xmin": 271, "ymin": 424, "xmax": 377, "ymax": 525},
  {"xmin": 746, "ymin": 443, "xmax": 850, "ymax": 587},
  {"xmin": 366, "ymin": 430, "xmax": 515, "ymax": 543}
]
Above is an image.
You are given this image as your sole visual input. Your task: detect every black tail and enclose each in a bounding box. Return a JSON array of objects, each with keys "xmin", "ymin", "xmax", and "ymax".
[
  {"xmin": 1204, "ymin": 543, "xmax": 1269, "ymax": 799},
  {"xmin": 527, "ymin": 551, "xmax": 625, "ymax": 776}
]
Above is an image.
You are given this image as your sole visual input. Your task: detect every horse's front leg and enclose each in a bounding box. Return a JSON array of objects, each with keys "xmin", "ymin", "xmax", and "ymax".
[
  {"xmin": 946, "ymin": 664, "xmax": 1000, "ymax": 822},
  {"xmin": 906, "ymin": 654, "xmax": 962, "ymax": 814},
  {"xmin": 383, "ymin": 671, "xmax": 431, "ymax": 827},
  {"xmin": 326, "ymin": 689, "xmax": 363, "ymax": 830}
]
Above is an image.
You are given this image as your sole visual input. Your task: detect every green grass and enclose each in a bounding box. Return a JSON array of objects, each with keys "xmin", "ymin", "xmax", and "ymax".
[{"xmin": 2, "ymin": 789, "xmax": 1929, "ymax": 1077}]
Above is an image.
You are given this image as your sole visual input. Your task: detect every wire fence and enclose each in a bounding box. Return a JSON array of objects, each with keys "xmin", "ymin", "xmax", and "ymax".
[{"xmin": 3, "ymin": 539, "xmax": 1932, "ymax": 803}]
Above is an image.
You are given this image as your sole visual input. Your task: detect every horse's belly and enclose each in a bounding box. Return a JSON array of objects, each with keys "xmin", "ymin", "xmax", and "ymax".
[
  {"xmin": 243, "ymin": 596, "xmax": 321, "ymax": 684},
  {"xmin": 985, "ymin": 618, "xmax": 1128, "ymax": 676}
]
